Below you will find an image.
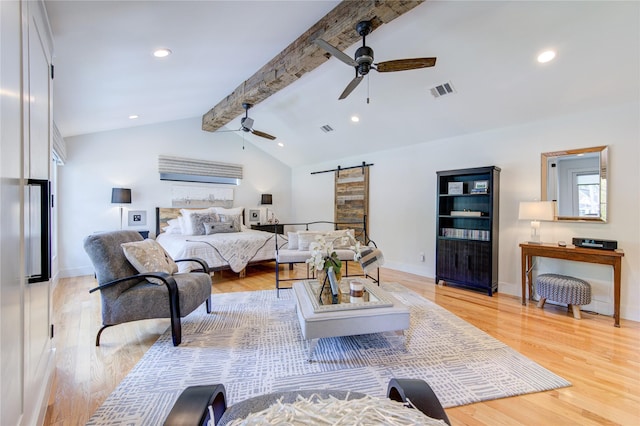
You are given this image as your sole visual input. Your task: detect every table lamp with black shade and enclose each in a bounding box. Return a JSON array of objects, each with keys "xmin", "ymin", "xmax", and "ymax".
[{"xmin": 111, "ymin": 188, "xmax": 131, "ymax": 229}]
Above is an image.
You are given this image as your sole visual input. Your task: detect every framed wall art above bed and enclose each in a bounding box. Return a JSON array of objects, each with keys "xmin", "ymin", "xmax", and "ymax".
[{"xmin": 170, "ymin": 184, "xmax": 234, "ymax": 208}]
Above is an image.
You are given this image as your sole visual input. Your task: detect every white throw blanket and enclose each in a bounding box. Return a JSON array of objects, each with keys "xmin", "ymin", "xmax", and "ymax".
[{"xmin": 188, "ymin": 234, "xmax": 273, "ymax": 273}]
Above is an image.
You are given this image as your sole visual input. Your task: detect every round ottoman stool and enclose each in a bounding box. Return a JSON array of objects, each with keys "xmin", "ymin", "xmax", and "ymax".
[{"xmin": 536, "ymin": 273, "xmax": 591, "ymax": 319}]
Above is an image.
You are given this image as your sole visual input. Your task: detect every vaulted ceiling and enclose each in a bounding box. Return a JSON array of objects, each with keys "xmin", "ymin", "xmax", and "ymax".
[{"xmin": 46, "ymin": 1, "xmax": 639, "ymax": 168}]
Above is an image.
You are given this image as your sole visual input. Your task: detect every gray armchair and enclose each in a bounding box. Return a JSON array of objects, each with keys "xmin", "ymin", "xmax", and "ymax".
[{"xmin": 84, "ymin": 230, "xmax": 213, "ymax": 346}]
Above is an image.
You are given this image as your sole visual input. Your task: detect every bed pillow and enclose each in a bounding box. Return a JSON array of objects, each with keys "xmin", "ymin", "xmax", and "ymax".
[
  {"xmin": 287, "ymin": 232, "xmax": 299, "ymax": 250},
  {"xmin": 162, "ymin": 218, "xmax": 183, "ymax": 235},
  {"xmin": 218, "ymin": 214, "xmax": 241, "ymax": 232},
  {"xmin": 297, "ymin": 231, "xmax": 323, "ymax": 251},
  {"xmin": 180, "ymin": 207, "xmax": 218, "ymax": 235},
  {"xmin": 184, "ymin": 212, "xmax": 220, "ymax": 236},
  {"xmin": 203, "ymin": 221, "xmax": 236, "ymax": 234},
  {"xmin": 213, "ymin": 207, "xmax": 244, "ymax": 217},
  {"xmin": 121, "ymin": 239, "xmax": 178, "ymax": 285}
]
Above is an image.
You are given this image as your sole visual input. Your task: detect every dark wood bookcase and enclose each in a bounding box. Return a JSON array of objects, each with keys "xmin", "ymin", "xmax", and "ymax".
[{"xmin": 435, "ymin": 166, "xmax": 500, "ymax": 296}]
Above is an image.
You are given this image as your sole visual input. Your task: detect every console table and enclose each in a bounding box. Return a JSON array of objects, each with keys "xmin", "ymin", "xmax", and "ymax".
[{"xmin": 520, "ymin": 242, "xmax": 624, "ymax": 327}]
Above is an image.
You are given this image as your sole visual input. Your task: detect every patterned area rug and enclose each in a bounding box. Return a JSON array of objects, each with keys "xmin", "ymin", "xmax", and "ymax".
[{"xmin": 87, "ymin": 283, "xmax": 570, "ymax": 425}]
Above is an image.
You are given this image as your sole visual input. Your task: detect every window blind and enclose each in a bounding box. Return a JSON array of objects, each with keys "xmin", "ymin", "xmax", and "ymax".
[{"xmin": 158, "ymin": 155, "xmax": 243, "ymax": 185}]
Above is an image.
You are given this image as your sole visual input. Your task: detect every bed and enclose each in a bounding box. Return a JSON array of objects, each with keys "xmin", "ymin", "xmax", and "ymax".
[{"xmin": 155, "ymin": 207, "xmax": 287, "ymax": 276}]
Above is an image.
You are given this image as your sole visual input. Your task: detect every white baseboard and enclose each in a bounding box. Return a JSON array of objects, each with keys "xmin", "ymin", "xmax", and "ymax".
[
  {"xmin": 60, "ymin": 265, "xmax": 94, "ymax": 278},
  {"xmin": 381, "ymin": 260, "xmax": 432, "ymax": 280}
]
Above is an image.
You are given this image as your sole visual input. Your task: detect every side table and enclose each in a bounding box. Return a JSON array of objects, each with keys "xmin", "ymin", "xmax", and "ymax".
[{"xmin": 251, "ymin": 224, "xmax": 284, "ymax": 234}]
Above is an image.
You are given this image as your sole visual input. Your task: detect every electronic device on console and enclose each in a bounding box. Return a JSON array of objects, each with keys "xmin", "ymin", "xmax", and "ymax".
[{"xmin": 572, "ymin": 237, "xmax": 618, "ymax": 250}]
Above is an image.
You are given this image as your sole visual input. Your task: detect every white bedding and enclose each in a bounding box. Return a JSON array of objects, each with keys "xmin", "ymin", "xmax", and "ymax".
[{"xmin": 157, "ymin": 229, "xmax": 286, "ymax": 273}]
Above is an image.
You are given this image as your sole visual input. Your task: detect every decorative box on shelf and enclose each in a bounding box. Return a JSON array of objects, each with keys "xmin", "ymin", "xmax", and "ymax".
[
  {"xmin": 450, "ymin": 211, "xmax": 483, "ymax": 217},
  {"xmin": 447, "ymin": 182, "xmax": 464, "ymax": 195},
  {"xmin": 471, "ymin": 180, "xmax": 489, "ymax": 193}
]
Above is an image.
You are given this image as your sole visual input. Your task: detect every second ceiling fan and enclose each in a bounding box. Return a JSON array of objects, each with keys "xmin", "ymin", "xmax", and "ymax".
[
  {"xmin": 315, "ymin": 20, "xmax": 437, "ymax": 100},
  {"xmin": 224, "ymin": 103, "xmax": 276, "ymax": 141}
]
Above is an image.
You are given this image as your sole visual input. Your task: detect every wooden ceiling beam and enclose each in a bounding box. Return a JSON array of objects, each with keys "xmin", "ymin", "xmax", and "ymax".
[{"xmin": 202, "ymin": 0, "xmax": 425, "ymax": 132}]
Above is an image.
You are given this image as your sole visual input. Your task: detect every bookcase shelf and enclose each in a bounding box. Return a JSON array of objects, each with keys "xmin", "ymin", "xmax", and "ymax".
[{"xmin": 435, "ymin": 166, "xmax": 500, "ymax": 296}]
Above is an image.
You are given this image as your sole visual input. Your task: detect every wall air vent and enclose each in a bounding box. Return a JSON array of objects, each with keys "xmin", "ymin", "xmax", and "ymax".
[
  {"xmin": 320, "ymin": 124, "xmax": 334, "ymax": 133},
  {"xmin": 430, "ymin": 81, "xmax": 456, "ymax": 98}
]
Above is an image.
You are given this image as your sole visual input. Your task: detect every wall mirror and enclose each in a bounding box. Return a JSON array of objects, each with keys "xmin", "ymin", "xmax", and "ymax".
[{"xmin": 541, "ymin": 146, "xmax": 608, "ymax": 222}]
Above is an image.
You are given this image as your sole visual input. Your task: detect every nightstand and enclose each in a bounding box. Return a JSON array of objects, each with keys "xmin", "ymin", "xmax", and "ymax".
[{"xmin": 251, "ymin": 224, "xmax": 284, "ymax": 234}]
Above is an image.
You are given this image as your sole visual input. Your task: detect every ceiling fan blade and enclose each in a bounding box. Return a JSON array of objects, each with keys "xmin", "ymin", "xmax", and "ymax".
[
  {"xmin": 314, "ymin": 38, "xmax": 358, "ymax": 67},
  {"xmin": 338, "ymin": 75, "xmax": 364, "ymax": 100},
  {"xmin": 251, "ymin": 129, "xmax": 276, "ymax": 140},
  {"xmin": 375, "ymin": 57, "xmax": 437, "ymax": 73}
]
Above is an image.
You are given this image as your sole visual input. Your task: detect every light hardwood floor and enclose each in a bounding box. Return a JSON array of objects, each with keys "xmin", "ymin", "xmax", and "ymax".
[{"xmin": 44, "ymin": 264, "xmax": 640, "ymax": 425}]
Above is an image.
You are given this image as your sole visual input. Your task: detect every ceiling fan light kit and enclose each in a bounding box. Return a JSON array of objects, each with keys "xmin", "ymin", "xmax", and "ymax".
[{"xmin": 314, "ymin": 20, "xmax": 437, "ymax": 100}]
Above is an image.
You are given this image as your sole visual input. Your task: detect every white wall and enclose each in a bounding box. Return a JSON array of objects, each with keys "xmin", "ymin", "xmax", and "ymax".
[
  {"xmin": 58, "ymin": 103, "xmax": 639, "ymax": 322},
  {"xmin": 292, "ymin": 102, "xmax": 640, "ymax": 322},
  {"xmin": 59, "ymin": 116, "xmax": 292, "ymax": 277}
]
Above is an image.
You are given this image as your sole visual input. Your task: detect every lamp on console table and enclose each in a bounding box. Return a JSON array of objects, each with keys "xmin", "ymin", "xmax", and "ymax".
[
  {"xmin": 518, "ymin": 200, "xmax": 555, "ymax": 244},
  {"xmin": 111, "ymin": 188, "xmax": 131, "ymax": 230},
  {"xmin": 261, "ymin": 193, "xmax": 277, "ymax": 224}
]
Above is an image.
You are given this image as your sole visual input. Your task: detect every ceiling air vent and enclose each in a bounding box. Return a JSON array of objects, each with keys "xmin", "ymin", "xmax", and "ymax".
[
  {"xmin": 320, "ymin": 124, "xmax": 334, "ymax": 133},
  {"xmin": 430, "ymin": 81, "xmax": 456, "ymax": 98}
]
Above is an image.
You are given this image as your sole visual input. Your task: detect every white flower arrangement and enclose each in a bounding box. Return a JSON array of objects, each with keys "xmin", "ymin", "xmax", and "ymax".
[{"xmin": 305, "ymin": 234, "xmax": 363, "ymax": 275}]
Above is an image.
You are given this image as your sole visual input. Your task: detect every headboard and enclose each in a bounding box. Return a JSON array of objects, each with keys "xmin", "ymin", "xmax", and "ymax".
[{"xmin": 155, "ymin": 207, "xmax": 245, "ymax": 235}]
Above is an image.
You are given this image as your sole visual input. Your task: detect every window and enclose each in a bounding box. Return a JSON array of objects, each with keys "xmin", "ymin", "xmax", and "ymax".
[{"xmin": 576, "ymin": 173, "xmax": 600, "ymax": 217}]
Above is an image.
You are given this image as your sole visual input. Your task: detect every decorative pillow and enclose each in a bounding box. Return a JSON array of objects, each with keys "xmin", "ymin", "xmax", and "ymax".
[
  {"xmin": 297, "ymin": 231, "xmax": 323, "ymax": 251},
  {"xmin": 218, "ymin": 214, "xmax": 241, "ymax": 232},
  {"xmin": 184, "ymin": 212, "xmax": 219, "ymax": 236},
  {"xmin": 287, "ymin": 232, "xmax": 299, "ymax": 250},
  {"xmin": 180, "ymin": 207, "xmax": 217, "ymax": 235},
  {"xmin": 121, "ymin": 239, "xmax": 178, "ymax": 285},
  {"xmin": 203, "ymin": 221, "xmax": 236, "ymax": 234},
  {"xmin": 326, "ymin": 229, "xmax": 356, "ymax": 248}
]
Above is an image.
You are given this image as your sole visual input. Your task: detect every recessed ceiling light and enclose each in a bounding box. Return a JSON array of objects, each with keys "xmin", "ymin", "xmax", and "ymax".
[
  {"xmin": 128, "ymin": 115, "xmax": 139, "ymax": 119},
  {"xmin": 278, "ymin": 142, "xmax": 284, "ymax": 147},
  {"xmin": 537, "ymin": 50, "xmax": 556, "ymax": 63},
  {"xmin": 153, "ymin": 48, "xmax": 172, "ymax": 58},
  {"xmin": 351, "ymin": 116, "xmax": 360, "ymax": 123}
]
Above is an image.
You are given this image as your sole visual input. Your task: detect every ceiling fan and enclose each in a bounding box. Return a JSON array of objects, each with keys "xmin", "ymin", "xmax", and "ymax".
[
  {"xmin": 223, "ymin": 103, "xmax": 276, "ymax": 140},
  {"xmin": 314, "ymin": 20, "xmax": 437, "ymax": 100}
]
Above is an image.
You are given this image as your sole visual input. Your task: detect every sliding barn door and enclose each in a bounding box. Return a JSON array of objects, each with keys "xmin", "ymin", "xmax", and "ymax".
[{"xmin": 334, "ymin": 166, "xmax": 369, "ymax": 241}]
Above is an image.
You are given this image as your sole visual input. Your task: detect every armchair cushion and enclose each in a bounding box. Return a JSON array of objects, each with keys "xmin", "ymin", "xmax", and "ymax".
[
  {"xmin": 121, "ymin": 239, "xmax": 178, "ymax": 284},
  {"xmin": 111, "ymin": 273, "xmax": 212, "ymax": 323}
]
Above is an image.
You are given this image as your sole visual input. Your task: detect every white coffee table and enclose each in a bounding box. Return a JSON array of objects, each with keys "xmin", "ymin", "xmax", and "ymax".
[{"xmin": 293, "ymin": 279, "xmax": 410, "ymax": 361}]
